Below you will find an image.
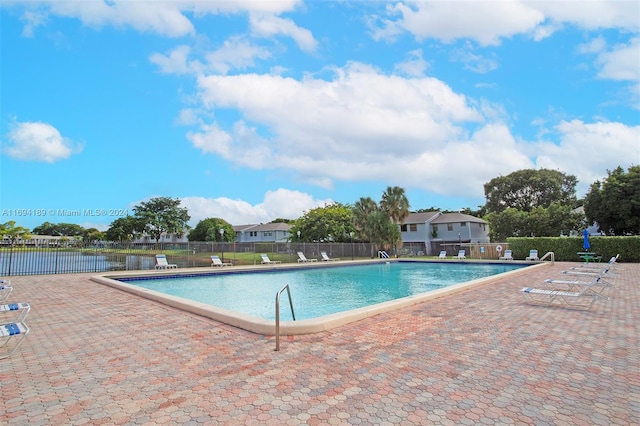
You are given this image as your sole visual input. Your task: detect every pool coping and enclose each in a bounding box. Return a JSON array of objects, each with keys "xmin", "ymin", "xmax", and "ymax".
[{"xmin": 91, "ymin": 259, "xmax": 549, "ymax": 335}]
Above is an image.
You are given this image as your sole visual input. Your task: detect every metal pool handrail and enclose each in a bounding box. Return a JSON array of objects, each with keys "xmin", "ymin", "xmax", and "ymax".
[
  {"xmin": 539, "ymin": 251, "xmax": 555, "ymax": 264},
  {"xmin": 275, "ymin": 284, "xmax": 296, "ymax": 351}
]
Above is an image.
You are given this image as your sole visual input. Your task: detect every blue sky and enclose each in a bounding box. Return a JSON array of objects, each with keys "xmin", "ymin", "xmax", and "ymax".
[{"xmin": 1, "ymin": 0, "xmax": 639, "ymax": 231}]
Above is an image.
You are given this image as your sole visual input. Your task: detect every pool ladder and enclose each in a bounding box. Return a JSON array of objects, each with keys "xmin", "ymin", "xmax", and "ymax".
[{"xmin": 275, "ymin": 284, "xmax": 296, "ymax": 351}]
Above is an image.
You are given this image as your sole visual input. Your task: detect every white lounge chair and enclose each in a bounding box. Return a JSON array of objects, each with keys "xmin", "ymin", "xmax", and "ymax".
[
  {"xmin": 155, "ymin": 254, "xmax": 177, "ymax": 269},
  {"xmin": 297, "ymin": 252, "xmax": 317, "ymax": 263},
  {"xmin": 1, "ymin": 302, "xmax": 31, "ymax": 325},
  {"xmin": 521, "ymin": 277, "xmax": 605, "ymax": 310},
  {"xmin": 569, "ymin": 254, "xmax": 620, "ymax": 272},
  {"xmin": 211, "ymin": 255, "xmax": 232, "ymax": 267},
  {"xmin": 0, "ymin": 280, "xmax": 12, "ymax": 302},
  {"xmin": 0, "ymin": 322, "xmax": 29, "ymax": 359},
  {"xmin": 525, "ymin": 250, "xmax": 539, "ymax": 261},
  {"xmin": 561, "ymin": 264, "xmax": 616, "ymax": 279},
  {"xmin": 544, "ymin": 276, "xmax": 612, "ymax": 298},
  {"xmin": 260, "ymin": 254, "xmax": 281, "ymax": 264},
  {"xmin": 321, "ymin": 251, "xmax": 339, "ymax": 261},
  {"xmin": 457, "ymin": 250, "xmax": 466, "ymax": 260},
  {"xmin": 436, "ymin": 251, "xmax": 447, "ymax": 260},
  {"xmin": 499, "ymin": 250, "xmax": 513, "ymax": 260}
]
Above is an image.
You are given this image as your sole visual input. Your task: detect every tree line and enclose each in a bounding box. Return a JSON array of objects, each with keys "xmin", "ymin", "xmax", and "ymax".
[{"xmin": 2, "ymin": 166, "xmax": 638, "ymax": 247}]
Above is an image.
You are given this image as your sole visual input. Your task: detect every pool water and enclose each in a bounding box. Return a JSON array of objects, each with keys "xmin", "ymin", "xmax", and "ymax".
[{"xmin": 121, "ymin": 262, "xmax": 524, "ymax": 321}]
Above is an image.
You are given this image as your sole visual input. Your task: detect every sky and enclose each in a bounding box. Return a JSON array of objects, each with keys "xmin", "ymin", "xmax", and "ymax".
[{"xmin": 1, "ymin": 0, "xmax": 639, "ymax": 232}]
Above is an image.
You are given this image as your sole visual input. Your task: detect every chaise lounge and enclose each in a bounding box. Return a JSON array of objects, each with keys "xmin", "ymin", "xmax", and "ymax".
[
  {"xmin": 499, "ymin": 250, "xmax": 513, "ymax": 260},
  {"xmin": 0, "ymin": 322, "xmax": 30, "ymax": 360},
  {"xmin": 211, "ymin": 255, "xmax": 232, "ymax": 267},
  {"xmin": 321, "ymin": 251, "xmax": 339, "ymax": 261},
  {"xmin": 525, "ymin": 250, "xmax": 539, "ymax": 261},
  {"xmin": 521, "ymin": 277, "xmax": 605, "ymax": 310},
  {"xmin": 155, "ymin": 254, "xmax": 177, "ymax": 269},
  {"xmin": 297, "ymin": 252, "xmax": 317, "ymax": 263},
  {"xmin": 261, "ymin": 254, "xmax": 281, "ymax": 264},
  {"xmin": 1, "ymin": 302, "xmax": 31, "ymax": 325},
  {"xmin": 0, "ymin": 280, "xmax": 12, "ymax": 302}
]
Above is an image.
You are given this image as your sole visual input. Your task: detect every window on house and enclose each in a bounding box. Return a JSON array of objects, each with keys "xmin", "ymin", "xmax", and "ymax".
[
  {"xmin": 460, "ymin": 222, "xmax": 466, "ymax": 227},
  {"xmin": 264, "ymin": 231, "xmax": 273, "ymax": 237},
  {"xmin": 400, "ymin": 224, "xmax": 408, "ymax": 232},
  {"xmin": 409, "ymin": 224, "xmax": 417, "ymax": 232},
  {"xmin": 447, "ymin": 224, "xmax": 453, "ymax": 231}
]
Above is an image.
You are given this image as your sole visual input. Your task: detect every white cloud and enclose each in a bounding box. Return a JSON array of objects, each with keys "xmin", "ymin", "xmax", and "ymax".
[
  {"xmin": 181, "ymin": 189, "xmax": 332, "ymax": 225},
  {"xmin": 394, "ymin": 49, "xmax": 429, "ymax": 77},
  {"xmin": 150, "ymin": 45, "xmax": 201, "ymax": 75},
  {"xmin": 12, "ymin": 0, "xmax": 305, "ymax": 40},
  {"xmin": 535, "ymin": 119, "xmax": 640, "ymax": 196},
  {"xmin": 374, "ymin": 1, "xmax": 545, "ymax": 46},
  {"xmin": 3, "ymin": 121, "xmax": 83, "ymax": 163},
  {"xmin": 204, "ymin": 36, "xmax": 273, "ymax": 75},
  {"xmin": 450, "ymin": 42, "xmax": 498, "ymax": 74},
  {"xmin": 47, "ymin": 0, "xmax": 196, "ymax": 37},
  {"xmin": 535, "ymin": 0, "xmax": 640, "ymax": 32},
  {"xmin": 150, "ymin": 37, "xmax": 273, "ymax": 76},
  {"xmin": 595, "ymin": 37, "xmax": 640, "ymax": 82},
  {"xmin": 186, "ymin": 61, "xmax": 639, "ymax": 199},
  {"xmin": 372, "ymin": 0, "xmax": 639, "ymax": 46},
  {"xmin": 189, "ymin": 63, "xmax": 560, "ymax": 197},
  {"xmin": 191, "ymin": 62, "xmax": 481, "ymax": 167},
  {"xmin": 20, "ymin": 10, "xmax": 48, "ymax": 37},
  {"xmin": 249, "ymin": 14, "xmax": 318, "ymax": 52}
]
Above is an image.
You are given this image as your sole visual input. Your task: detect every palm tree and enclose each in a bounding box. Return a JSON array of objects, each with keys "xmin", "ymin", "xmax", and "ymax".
[
  {"xmin": 380, "ymin": 186, "xmax": 410, "ymax": 224},
  {"xmin": 352, "ymin": 197, "xmax": 379, "ymax": 241},
  {"xmin": 380, "ymin": 186, "xmax": 410, "ymax": 255}
]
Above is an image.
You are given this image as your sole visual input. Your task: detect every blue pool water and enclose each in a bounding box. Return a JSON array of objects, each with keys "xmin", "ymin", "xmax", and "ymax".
[{"xmin": 121, "ymin": 262, "xmax": 524, "ymax": 321}]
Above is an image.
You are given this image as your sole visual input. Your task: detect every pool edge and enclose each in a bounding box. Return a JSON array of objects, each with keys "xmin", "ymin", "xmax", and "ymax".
[{"xmin": 91, "ymin": 260, "xmax": 549, "ymax": 335}]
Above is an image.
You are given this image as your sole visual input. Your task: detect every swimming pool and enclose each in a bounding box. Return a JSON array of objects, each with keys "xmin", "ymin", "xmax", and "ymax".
[
  {"xmin": 93, "ymin": 260, "xmax": 539, "ymax": 334},
  {"xmin": 120, "ymin": 261, "xmax": 523, "ymax": 321}
]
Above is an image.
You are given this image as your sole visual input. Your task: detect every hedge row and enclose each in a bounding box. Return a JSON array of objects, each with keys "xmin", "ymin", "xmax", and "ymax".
[{"xmin": 505, "ymin": 236, "xmax": 639, "ymax": 263}]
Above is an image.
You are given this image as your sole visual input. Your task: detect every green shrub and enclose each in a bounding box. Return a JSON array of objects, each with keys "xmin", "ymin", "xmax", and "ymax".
[{"xmin": 505, "ymin": 236, "xmax": 639, "ymax": 262}]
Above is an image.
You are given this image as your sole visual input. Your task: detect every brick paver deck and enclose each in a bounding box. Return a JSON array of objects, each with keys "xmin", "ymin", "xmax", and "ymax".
[{"xmin": 1, "ymin": 262, "xmax": 638, "ymax": 425}]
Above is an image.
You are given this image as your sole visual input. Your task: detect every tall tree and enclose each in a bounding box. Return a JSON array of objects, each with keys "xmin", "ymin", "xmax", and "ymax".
[
  {"xmin": 366, "ymin": 210, "xmax": 401, "ymax": 252},
  {"xmin": 486, "ymin": 203, "xmax": 583, "ymax": 240},
  {"xmin": 188, "ymin": 218, "xmax": 235, "ymax": 242},
  {"xmin": 380, "ymin": 186, "xmax": 410, "ymax": 254},
  {"xmin": 352, "ymin": 197, "xmax": 379, "ymax": 241},
  {"xmin": 380, "ymin": 186, "xmax": 410, "ymax": 224},
  {"xmin": 0, "ymin": 221, "xmax": 31, "ymax": 245},
  {"xmin": 290, "ymin": 203, "xmax": 354, "ymax": 242},
  {"xmin": 584, "ymin": 165, "xmax": 640, "ymax": 235},
  {"xmin": 132, "ymin": 197, "xmax": 190, "ymax": 244},
  {"xmin": 105, "ymin": 216, "xmax": 143, "ymax": 242},
  {"xmin": 484, "ymin": 169, "xmax": 578, "ymax": 213},
  {"xmin": 83, "ymin": 228, "xmax": 105, "ymax": 242},
  {"xmin": 32, "ymin": 222, "xmax": 85, "ymax": 236},
  {"xmin": 352, "ymin": 195, "xmax": 402, "ymax": 253}
]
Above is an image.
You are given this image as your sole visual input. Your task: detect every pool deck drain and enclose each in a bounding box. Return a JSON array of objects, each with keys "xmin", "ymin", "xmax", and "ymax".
[{"xmin": 1, "ymin": 261, "xmax": 638, "ymax": 425}]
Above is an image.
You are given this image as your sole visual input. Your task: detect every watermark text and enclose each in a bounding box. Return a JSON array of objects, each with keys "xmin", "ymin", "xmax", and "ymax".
[{"xmin": 1, "ymin": 208, "xmax": 130, "ymax": 218}]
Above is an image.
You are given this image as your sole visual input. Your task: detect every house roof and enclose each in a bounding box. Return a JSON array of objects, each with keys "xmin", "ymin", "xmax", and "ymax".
[
  {"xmin": 401, "ymin": 212, "xmax": 441, "ymax": 224},
  {"xmin": 431, "ymin": 212, "xmax": 487, "ymax": 224},
  {"xmin": 234, "ymin": 223, "xmax": 292, "ymax": 233}
]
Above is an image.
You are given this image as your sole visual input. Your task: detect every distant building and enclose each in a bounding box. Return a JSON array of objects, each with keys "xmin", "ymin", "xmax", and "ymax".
[
  {"xmin": 399, "ymin": 212, "xmax": 490, "ymax": 256},
  {"xmin": 233, "ymin": 223, "xmax": 292, "ymax": 243}
]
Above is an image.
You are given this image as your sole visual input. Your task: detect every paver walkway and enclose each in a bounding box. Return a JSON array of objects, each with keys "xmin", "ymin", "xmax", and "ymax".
[{"xmin": 1, "ymin": 262, "xmax": 638, "ymax": 425}]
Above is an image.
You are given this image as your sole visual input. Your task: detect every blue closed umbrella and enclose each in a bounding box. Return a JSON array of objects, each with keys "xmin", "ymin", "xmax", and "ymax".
[{"xmin": 583, "ymin": 229, "xmax": 591, "ymax": 251}]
